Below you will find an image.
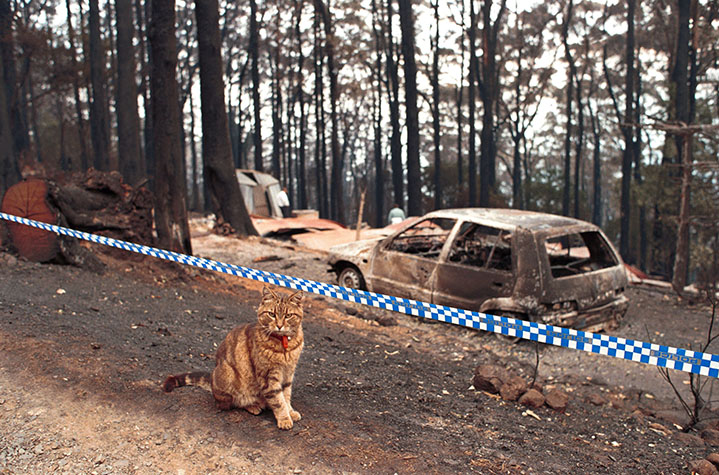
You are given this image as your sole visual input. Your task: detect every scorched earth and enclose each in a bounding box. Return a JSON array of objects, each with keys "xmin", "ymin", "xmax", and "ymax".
[{"xmin": 1, "ymin": 228, "xmax": 719, "ymax": 474}]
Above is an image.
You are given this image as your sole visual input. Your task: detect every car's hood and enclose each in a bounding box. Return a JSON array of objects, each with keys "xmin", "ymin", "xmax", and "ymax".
[{"xmin": 328, "ymin": 238, "xmax": 383, "ymax": 260}]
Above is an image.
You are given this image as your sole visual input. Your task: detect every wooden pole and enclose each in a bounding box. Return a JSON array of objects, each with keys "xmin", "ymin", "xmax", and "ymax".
[{"xmin": 355, "ymin": 188, "xmax": 366, "ymax": 241}]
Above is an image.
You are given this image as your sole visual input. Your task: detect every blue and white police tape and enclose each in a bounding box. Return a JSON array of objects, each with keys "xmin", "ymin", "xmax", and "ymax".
[{"xmin": 2, "ymin": 211, "xmax": 718, "ymax": 379}]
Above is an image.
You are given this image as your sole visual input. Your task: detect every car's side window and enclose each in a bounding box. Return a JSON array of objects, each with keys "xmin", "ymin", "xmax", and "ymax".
[
  {"xmin": 545, "ymin": 231, "xmax": 618, "ymax": 278},
  {"xmin": 385, "ymin": 218, "xmax": 456, "ymax": 260},
  {"xmin": 448, "ymin": 223, "xmax": 512, "ymax": 271}
]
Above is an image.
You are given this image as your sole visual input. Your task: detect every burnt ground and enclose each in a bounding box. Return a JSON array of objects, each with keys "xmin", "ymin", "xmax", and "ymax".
[{"xmin": 1, "ymin": 228, "xmax": 719, "ymax": 474}]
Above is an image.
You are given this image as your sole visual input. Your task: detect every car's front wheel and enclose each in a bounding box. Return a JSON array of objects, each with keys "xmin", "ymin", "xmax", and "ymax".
[{"xmin": 338, "ymin": 266, "xmax": 366, "ymax": 290}]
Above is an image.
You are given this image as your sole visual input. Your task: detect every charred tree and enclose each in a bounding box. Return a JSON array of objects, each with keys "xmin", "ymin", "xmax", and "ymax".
[
  {"xmin": 619, "ymin": 0, "xmax": 636, "ymax": 261},
  {"xmin": 456, "ymin": 0, "xmax": 466, "ymax": 188},
  {"xmin": 249, "ymin": 0, "xmax": 263, "ymax": 172},
  {"xmin": 430, "ymin": 0, "xmax": 441, "ymax": 210},
  {"xmin": 467, "ymin": 0, "xmax": 478, "ymax": 206},
  {"xmin": 149, "ymin": 0, "xmax": 192, "ymax": 253},
  {"xmin": 195, "ymin": 0, "xmax": 257, "ymax": 237},
  {"xmin": 397, "ymin": 0, "xmax": 421, "ymax": 217},
  {"xmin": 270, "ymin": 21, "xmax": 283, "ymax": 182},
  {"xmin": 573, "ymin": 55, "xmax": 585, "ymax": 219},
  {"xmin": 0, "ymin": 50, "xmax": 16, "ymax": 197},
  {"xmin": 384, "ymin": 0, "xmax": 403, "ymax": 211},
  {"xmin": 294, "ymin": 0, "xmax": 308, "ymax": 210},
  {"xmin": 116, "ymin": 0, "xmax": 144, "ymax": 185},
  {"xmin": 371, "ymin": 0, "xmax": 384, "ymax": 227},
  {"xmin": 65, "ymin": 0, "xmax": 89, "ymax": 170},
  {"xmin": 0, "ymin": 0, "xmax": 29, "ymax": 165},
  {"xmin": 670, "ymin": 0, "xmax": 695, "ymax": 291},
  {"xmin": 314, "ymin": 0, "xmax": 343, "ymax": 223},
  {"xmin": 88, "ymin": 0, "xmax": 112, "ymax": 171},
  {"xmin": 588, "ymin": 69, "xmax": 602, "ymax": 226},
  {"xmin": 135, "ymin": 0, "xmax": 153, "ymax": 179},
  {"xmin": 561, "ymin": 0, "xmax": 575, "ymax": 217},
  {"xmin": 312, "ymin": 8, "xmax": 328, "ymax": 218},
  {"xmin": 477, "ymin": 0, "xmax": 505, "ymax": 207}
]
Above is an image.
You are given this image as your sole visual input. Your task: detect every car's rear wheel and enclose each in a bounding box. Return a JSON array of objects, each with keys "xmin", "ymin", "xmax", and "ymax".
[{"xmin": 338, "ymin": 266, "xmax": 365, "ymax": 290}]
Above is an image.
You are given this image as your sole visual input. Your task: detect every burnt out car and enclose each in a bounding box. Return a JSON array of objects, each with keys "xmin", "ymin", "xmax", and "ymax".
[{"xmin": 328, "ymin": 209, "xmax": 629, "ymax": 331}]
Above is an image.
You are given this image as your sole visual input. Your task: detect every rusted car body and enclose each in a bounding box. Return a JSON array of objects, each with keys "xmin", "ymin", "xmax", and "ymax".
[{"xmin": 328, "ymin": 209, "xmax": 629, "ymax": 331}]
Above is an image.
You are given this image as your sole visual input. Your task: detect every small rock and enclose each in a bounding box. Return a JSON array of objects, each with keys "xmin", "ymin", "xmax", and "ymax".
[
  {"xmin": 587, "ymin": 392, "xmax": 607, "ymax": 406},
  {"xmin": 473, "ymin": 364, "xmax": 510, "ymax": 394},
  {"xmin": 689, "ymin": 459, "xmax": 719, "ymax": 475},
  {"xmin": 375, "ymin": 315, "xmax": 397, "ymax": 327},
  {"xmin": 344, "ymin": 306, "xmax": 358, "ymax": 316},
  {"xmin": 707, "ymin": 453, "xmax": 719, "ymax": 468},
  {"xmin": 545, "ymin": 388, "xmax": 569, "ymax": 412},
  {"xmin": 499, "ymin": 375, "xmax": 527, "ymax": 402},
  {"xmin": 518, "ymin": 389, "xmax": 545, "ymax": 409}
]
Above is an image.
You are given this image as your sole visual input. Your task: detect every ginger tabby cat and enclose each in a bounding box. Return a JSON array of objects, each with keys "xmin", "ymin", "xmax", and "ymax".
[{"xmin": 162, "ymin": 286, "xmax": 305, "ymax": 430}]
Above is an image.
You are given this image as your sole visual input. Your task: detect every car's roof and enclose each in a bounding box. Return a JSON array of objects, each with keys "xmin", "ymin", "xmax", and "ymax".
[{"xmin": 422, "ymin": 208, "xmax": 595, "ymax": 231}]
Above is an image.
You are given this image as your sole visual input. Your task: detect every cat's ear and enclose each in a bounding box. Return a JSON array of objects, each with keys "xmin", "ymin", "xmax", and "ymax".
[
  {"xmin": 262, "ymin": 285, "xmax": 278, "ymax": 301},
  {"xmin": 289, "ymin": 290, "xmax": 304, "ymax": 305}
]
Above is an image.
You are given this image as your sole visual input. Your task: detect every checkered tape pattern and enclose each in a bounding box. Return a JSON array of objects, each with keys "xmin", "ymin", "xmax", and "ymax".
[{"xmin": 3, "ymin": 211, "xmax": 719, "ymax": 379}]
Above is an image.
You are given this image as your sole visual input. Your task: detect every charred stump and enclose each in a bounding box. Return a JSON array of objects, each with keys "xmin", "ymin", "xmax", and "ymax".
[{"xmin": 1, "ymin": 169, "xmax": 153, "ymax": 271}]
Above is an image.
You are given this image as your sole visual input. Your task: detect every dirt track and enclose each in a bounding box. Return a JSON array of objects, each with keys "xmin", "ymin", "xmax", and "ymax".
[{"xmin": 1, "ymin": 230, "xmax": 719, "ymax": 474}]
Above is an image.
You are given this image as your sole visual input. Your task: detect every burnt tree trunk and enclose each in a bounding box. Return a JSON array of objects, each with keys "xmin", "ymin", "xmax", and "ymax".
[
  {"xmin": 371, "ymin": 0, "xmax": 384, "ymax": 227},
  {"xmin": 135, "ymin": 0, "xmax": 153, "ymax": 180},
  {"xmin": 88, "ymin": 0, "xmax": 112, "ymax": 171},
  {"xmin": 0, "ymin": 46, "xmax": 16, "ymax": 197},
  {"xmin": 249, "ymin": 0, "xmax": 263, "ymax": 172},
  {"xmin": 385, "ymin": 0, "xmax": 403, "ymax": 210},
  {"xmin": 0, "ymin": 0, "xmax": 29, "ymax": 164},
  {"xmin": 670, "ymin": 0, "xmax": 695, "ymax": 291},
  {"xmin": 195, "ymin": 0, "xmax": 257, "ymax": 237},
  {"xmin": 588, "ymin": 69, "xmax": 602, "ymax": 227},
  {"xmin": 116, "ymin": 0, "xmax": 144, "ymax": 186},
  {"xmin": 64, "ymin": 0, "xmax": 89, "ymax": 171},
  {"xmin": 294, "ymin": 0, "xmax": 308, "ymax": 210},
  {"xmin": 430, "ymin": 0, "xmax": 441, "ymax": 210},
  {"xmin": 477, "ymin": 0, "xmax": 505, "ymax": 207},
  {"xmin": 149, "ymin": 0, "xmax": 192, "ymax": 254},
  {"xmin": 619, "ymin": 0, "xmax": 636, "ymax": 261},
  {"xmin": 561, "ymin": 0, "xmax": 574, "ymax": 217},
  {"xmin": 312, "ymin": 10, "xmax": 328, "ymax": 218},
  {"xmin": 397, "ymin": 0, "xmax": 421, "ymax": 217},
  {"xmin": 467, "ymin": 0, "xmax": 478, "ymax": 206},
  {"xmin": 314, "ymin": 0, "xmax": 343, "ymax": 223},
  {"xmin": 456, "ymin": 0, "xmax": 465, "ymax": 189},
  {"xmin": 573, "ymin": 62, "xmax": 585, "ymax": 219}
]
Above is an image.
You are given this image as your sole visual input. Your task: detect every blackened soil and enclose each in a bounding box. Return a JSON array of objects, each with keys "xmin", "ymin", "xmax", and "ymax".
[{"xmin": 1, "ymin": 233, "xmax": 718, "ymax": 474}]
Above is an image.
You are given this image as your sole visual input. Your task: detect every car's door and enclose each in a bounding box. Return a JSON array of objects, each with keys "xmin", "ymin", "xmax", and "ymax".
[
  {"xmin": 432, "ymin": 221, "xmax": 514, "ymax": 311},
  {"xmin": 369, "ymin": 217, "xmax": 456, "ymax": 302}
]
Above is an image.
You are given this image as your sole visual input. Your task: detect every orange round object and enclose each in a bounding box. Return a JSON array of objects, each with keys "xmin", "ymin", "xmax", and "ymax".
[{"xmin": 1, "ymin": 178, "xmax": 58, "ymax": 262}]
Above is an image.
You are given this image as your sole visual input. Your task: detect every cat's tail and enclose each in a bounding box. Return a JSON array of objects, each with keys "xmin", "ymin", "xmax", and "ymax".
[{"xmin": 162, "ymin": 371, "xmax": 212, "ymax": 393}]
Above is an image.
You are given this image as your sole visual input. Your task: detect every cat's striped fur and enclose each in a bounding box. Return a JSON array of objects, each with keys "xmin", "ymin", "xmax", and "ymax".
[{"xmin": 162, "ymin": 286, "xmax": 304, "ymax": 430}]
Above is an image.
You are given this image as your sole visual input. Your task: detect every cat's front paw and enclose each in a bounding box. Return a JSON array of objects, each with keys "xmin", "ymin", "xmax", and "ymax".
[
  {"xmin": 244, "ymin": 404, "xmax": 262, "ymax": 415},
  {"xmin": 277, "ymin": 417, "xmax": 294, "ymax": 430},
  {"xmin": 290, "ymin": 410, "xmax": 302, "ymax": 422}
]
